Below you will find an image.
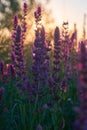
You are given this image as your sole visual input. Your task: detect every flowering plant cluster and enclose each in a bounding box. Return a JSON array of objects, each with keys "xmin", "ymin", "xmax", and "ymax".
[{"xmin": 0, "ymin": 2, "xmax": 86, "ymax": 130}]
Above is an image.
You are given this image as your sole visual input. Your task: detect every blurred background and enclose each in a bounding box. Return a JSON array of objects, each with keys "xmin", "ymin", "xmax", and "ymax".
[{"xmin": 0, "ymin": 0, "xmax": 87, "ymax": 62}]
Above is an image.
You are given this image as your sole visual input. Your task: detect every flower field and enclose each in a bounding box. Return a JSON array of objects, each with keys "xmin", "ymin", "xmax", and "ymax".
[{"xmin": 0, "ymin": 2, "xmax": 87, "ymax": 130}]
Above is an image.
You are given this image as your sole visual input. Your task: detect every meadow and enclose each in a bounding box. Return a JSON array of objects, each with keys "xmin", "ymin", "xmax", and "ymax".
[{"xmin": 0, "ymin": 2, "xmax": 87, "ymax": 130}]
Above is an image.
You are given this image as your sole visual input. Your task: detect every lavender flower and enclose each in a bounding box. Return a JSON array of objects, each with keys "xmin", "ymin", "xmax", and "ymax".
[
  {"xmin": 11, "ymin": 15, "xmax": 18, "ymax": 44},
  {"xmin": 62, "ymin": 22, "xmax": 69, "ymax": 70},
  {"xmin": 13, "ymin": 15, "xmax": 18, "ymax": 31},
  {"xmin": 70, "ymin": 24, "xmax": 78, "ymax": 77},
  {"xmin": 32, "ymin": 7, "xmax": 50, "ymax": 86},
  {"xmin": 34, "ymin": 6, "xmax": 41, "ymax": 20},
  {"xmin": 62, "ymin": 21, "xmax": 72, "ymax": 79},
  {"xmin": 21, "ymin": 2, "xmax": 28, "ymax": 45},
  {"xmin": 11, "ymin": 25, "xmax": 26, "ymax": 78},
  {"xmin": 23, "ymin": 2, "xmax": 28, "ymax": 14},
  {"xmin": 11, "ymin": 2, "xmax": 28, "ymax": 79},
  {"xmin": 52, "ymin": 26, "xmax": 61, "ymax": 86}
]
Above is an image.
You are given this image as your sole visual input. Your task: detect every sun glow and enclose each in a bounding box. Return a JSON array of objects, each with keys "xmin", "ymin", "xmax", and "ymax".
[{"xmin": 0, "ymin": 28, "xmax": 10, "ymax": 38}]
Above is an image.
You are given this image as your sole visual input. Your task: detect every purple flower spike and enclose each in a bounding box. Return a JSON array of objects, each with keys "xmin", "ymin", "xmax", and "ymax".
[
  {"xmin": 13, "ymin": 15, "xmax": 18, "ymax": 31},
  {"xmin": 52, "ymin": 26, "xmax": 61, "ymax": 87},
  {"xmin": 23, "ymin": 2, "xmax": 28, "ymax": 14},
  {"xmin": 34, "ymin": 11, "xmax": 37, "ymax": 18},
  {"xmin": 21, "ymin": 2, "xmax": 28, "ymax": 46},
  {"xmin": 32, "ymin": 7, "xmax": 50, "ymax": 86},
  {"xmin": 11, "ymin": 25, "xmax": 26, "ymax": 78},
  {"xmin": 34, "ymin": 6, "xmax": 42, "ymax": 22},
  {"xmin": 16, "ymin": 25, "xmax": 21, "ymax": 42},
  {"xmin": 54, "ymin": 26, "xmax": 60, "ymax": 43},
  {"xmin": 14, "ymin": 15, "xmax": 18, "ymax": 24},
  {"xmin": 24, "ymin": 2, "xmax": 27, "ymax": 9},
  {"xmin": 62, "ymin": 21, "xmax": 72, "ymax": 79},
  {"xmin": 37, "ymin": 6, "xmax": 41, "ymax": 14}
]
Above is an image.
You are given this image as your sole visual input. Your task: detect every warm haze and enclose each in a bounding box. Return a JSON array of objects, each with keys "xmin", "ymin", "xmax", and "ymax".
[{"xmin": 36, "ymin": 0, "xmax": 87, "ymax": 40}]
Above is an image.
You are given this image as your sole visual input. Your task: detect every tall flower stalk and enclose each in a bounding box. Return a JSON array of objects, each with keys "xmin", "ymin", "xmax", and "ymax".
[
  {"xmin": 62, "ymin": 22, "xmax": 72, "ymax": 79},
  {"xmin": 21, "ymin": 2, "xmax": 28, "ymax": 46},
  {"xmin": 11, "ymin": 2, "xmax": 28, "ymax": 79},
  {"xmin": 32, "ymin": 7, "xmax": 50, "ymax": 86},
  {"xmin": 70, "ymin": 24, "xmax": 78, "ymax": 77},
  {"xmin": 11, "ymin": 24, "xmax": 26, "ymax": 78},
  {"xmin": 53, "ymin": 26, "xmax": 61, "ymax": 86}
]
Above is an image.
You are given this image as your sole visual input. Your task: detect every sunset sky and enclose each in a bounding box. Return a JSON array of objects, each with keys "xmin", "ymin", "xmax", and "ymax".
[{"xmin": 36, "ymin": 0, "xmax": 87, "ymax": 39}]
